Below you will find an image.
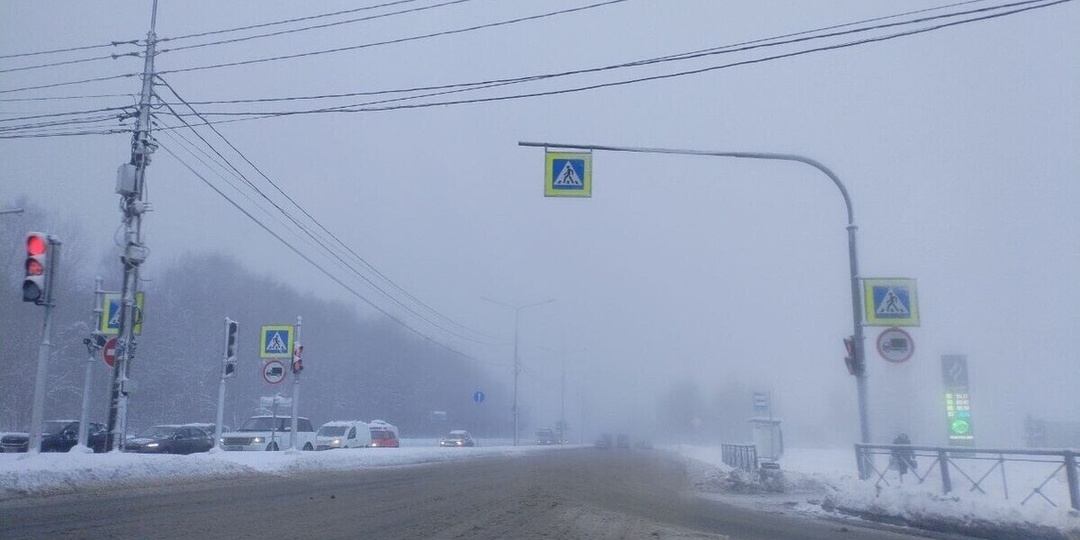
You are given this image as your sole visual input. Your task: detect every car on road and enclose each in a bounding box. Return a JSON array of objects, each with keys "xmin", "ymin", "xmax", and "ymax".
[
  {"xmin": 595, "ymin": 433, "xmax": 613, "ymax": 449},
  {"xmin": 316, "ymin": 420, "xmax": 372, "ymax": 450},
  {"xmin": 439, "ymin": 430, "xmax": 477, "ymax": 447},
  {"xmin": 220, "ymin": 415, "xmax": 316, "ymax": 451},
  {"xmin": 535, "ymin": 428, "xmax": 558, "ymax": 445},
  {"xmin": 0, "ymin": 420, "xmax": 108, "ymax": 453},
  {"xmin": 369, "ymin": 419, "xmax": 400, "ymax": 448},
  {"xmin": 124, "ymin": 425, "xmax": 214, "ymax": 454}
]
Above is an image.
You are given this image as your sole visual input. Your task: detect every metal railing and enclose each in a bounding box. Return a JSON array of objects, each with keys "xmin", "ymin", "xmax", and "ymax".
[
  {"xmin": 722, "ymin": 443, "xmax": 759, "ymax": 472},
  {"xmin": 855, "ymin": 443, "xmax": 1080, "ymax": 511}
]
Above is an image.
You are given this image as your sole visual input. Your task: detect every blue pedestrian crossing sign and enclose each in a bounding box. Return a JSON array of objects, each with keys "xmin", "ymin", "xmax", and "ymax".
[
  {"xmin": 545, "ymin": 151, "xmax": 592, "ymax": 198},
  {"xmin": 100, "ymin": 292, "xmax": 145, "ymax": 335},
  {"xmin": 863, "ymin": 278, "xmax": 920, "ymax": 326},
  {"xmin": 260, "ymin": 325, "xmax": 294, "ymax": 358}
]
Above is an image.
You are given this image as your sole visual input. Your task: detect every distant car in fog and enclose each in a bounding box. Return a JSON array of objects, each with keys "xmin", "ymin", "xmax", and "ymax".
[
  {"xmin": 316, "ymin": 420, "xmax": 371, "ymax": 450},
  {"xmin": 0, "ymin": 420, "xmax": 107, "ymax": 453},
  {"xmin": 535, "ymin": 428, "xmax": 558, "ymax": 445},
  {"xmin": 124, "ymin": 425, "xmax": 214, "ymax": 454},
  {"xmin": 369, "ymin": 419, "xmax": 400, "ymax": 448},
  {"xmin": 595, "ymin": 433, "xmax": 613, "ymax": 449},
  {"xmin": 439, "ymin": 430, "xmax": 477, "ymax": 447}
]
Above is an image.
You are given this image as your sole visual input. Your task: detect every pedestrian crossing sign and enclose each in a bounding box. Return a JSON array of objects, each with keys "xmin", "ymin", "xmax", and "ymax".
[
  {"xmin": 260, "ymin": 325, "xmax": 294, "ymax": 358},
  {"xmin": 545, "ymin": 151, "xmax": 591, "ymax": 198},
  {"xmin": 863, "ymin": 278, "xmax": 919, "ymax": 326},
  {"xmin": 100, "ymin": 291, "xmax": 145, "ymax": 335}
]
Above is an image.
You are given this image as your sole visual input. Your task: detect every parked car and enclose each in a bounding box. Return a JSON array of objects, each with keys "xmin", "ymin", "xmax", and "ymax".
[
  {"xmin": 369, "ymin": 419, "xmax": 400, "ymax": 448},
  {"xmin": 595, "ymin": 433, "xmax": 613, "ymax": 449},
  {"xmin": 124, "ymin": 425, "xmax": 214, "ymax": 454},
  {"xmin": 316, "ymin": 420, "xmax": 372, "ymax": 450},
  {"xmin": 0, "ymin": 420, "xmax": 107, "ymax": 453},
  {"xmin": 220, "ymin": 415, "xmax": 316, "ymax": 451},
  {"xmin": 535, "ymin": 428, "xmax": 558, "ymax": 445},
  {"xmin": 183, "ymin": 422, "xmax": 229, "ymax": 437},
  {"xmin": 439, "ymin": 430, "xmax": 477, "ymax": 447}
]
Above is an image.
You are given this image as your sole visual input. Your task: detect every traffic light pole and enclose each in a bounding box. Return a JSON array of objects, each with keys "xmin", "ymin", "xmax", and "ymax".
[
  {"xmin": 289, "ymin": 316, "xmax": 302, "ymax": 451},
  {"xmin": 76, "ymin": 277, "xmax": 106, "ymax": 451},
  {"xmin": 519, "ymin": 141, "xmax": 871, "ymax": 469},
  {"xmin": 106, "ymin": 0, "xmax": 158, "ymax": 452},
  {"xmin": 27, "ymin": 237, "xmax": 61, "ymax": 454}
]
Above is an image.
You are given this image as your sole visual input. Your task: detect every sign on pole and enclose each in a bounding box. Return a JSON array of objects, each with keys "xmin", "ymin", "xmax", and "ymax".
[
  {"xmin": 752, "ymin": 392, "xmax": 769, "ymax": 412},
  {"xmin": 263, "ymin": 360, "xmax": 286, "ymax": 385},
  {"xmin": 260, "ymin": 325, "xmax": 294, "ymax": 358},
  {"xmin": 876, "ymin": 327, "xmax": 914, "ymax": 363},
  {"xmin": 863, "ymin": 278, "xmax": 919, "ymax": 326},
  {"xmin": 544, "ymin": 151, "xmax": 592, "ymax": 198},
  {"xmin": 941, "ymin": 355, "xmax": 975, "ymax": 446},
  {"xmin": 100, "ymin": 292, "xmax": 145, "ymax": 335},
  {"xmin": 102, "ymin": 337, "xmax": 118, "ymax": 368},
  {"xmin": 473, "ymin": 390, "xmax": 485, "ymax": 405}
]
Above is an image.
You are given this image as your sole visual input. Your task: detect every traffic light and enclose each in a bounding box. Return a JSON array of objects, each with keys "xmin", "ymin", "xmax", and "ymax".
[
  {"xmin": 843, "ymin": 336, "xmax": 864, "ymax": 376},
  {"xmin": 22, "ymin": 232, "xmax": 50, "ymax": 304},
  {"xmin": 291, "ymin": 344, "xmax": 304, "ymax": 374},
  {"xmin": 223, "ymin": 318, "xmax": 239, "ymax": 378}
]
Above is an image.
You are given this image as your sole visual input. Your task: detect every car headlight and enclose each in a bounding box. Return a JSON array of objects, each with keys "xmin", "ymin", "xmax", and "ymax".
[
  {"xmin": 331, "ymin": 439, "xmax": 342, "ymax": 447},
  {"xmin": 146, "ymin": 442, "xmax": 159, "ymax": 448},
  {"xmin": 252, "ymin": 437, "xmax": 263, "ymax": 443}
]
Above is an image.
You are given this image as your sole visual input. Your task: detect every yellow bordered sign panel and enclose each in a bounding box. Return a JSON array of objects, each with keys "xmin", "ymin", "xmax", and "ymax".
[
  {"xmin": 100, "ymin": 292, "xmax": 145, "ymax": 335},
  {"xmin": 545, "ymin": 151, "xmax": 592, "ymax": 198},
  {"xmin": 863, "ymin": 278, "xmax": 919, "ymax": 326},
  {"xmin": 260, "ymin": 325, "xmax": 294, "ymax": 358}
]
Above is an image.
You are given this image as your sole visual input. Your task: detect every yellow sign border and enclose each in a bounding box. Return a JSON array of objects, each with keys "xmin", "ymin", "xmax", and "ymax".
[
  {"xmin": 544, "ymin": 151, "xmax": 592, "ymax": 198},
  {"xmin": 260, "ymin": 325, "xmax": 294, "ymax": 358},
  {"xmin": 100, "ymin": 292, "xmax": 145, "ymax": 335},
  {"xmin": 863, "ymin": 278, "xmax": 919, "ymax": 327}
]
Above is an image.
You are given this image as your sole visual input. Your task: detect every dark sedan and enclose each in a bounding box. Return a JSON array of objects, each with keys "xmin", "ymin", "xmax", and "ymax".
[
  {"xmin": 0, "ymin": 420, "xmax": 107, "ymax": 453},
  {"xmin": 125, "ymin": 425, "xmax": 214, "ymax": 454}
]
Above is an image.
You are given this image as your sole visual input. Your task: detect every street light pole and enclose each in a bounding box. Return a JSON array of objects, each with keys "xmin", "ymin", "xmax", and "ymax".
[
  {"xmin": 482, "ymin": 296, "xmax": 555, "ymax": 446},
  {"xmin": 519, "ymin": 141, "xmax": 870, "ymax": 460}
]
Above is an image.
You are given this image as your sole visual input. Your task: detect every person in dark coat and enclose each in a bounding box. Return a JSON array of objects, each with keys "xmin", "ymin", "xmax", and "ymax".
[{"xmin": 891, "ymin": 433, "xmax": 916, "ymax": 480}]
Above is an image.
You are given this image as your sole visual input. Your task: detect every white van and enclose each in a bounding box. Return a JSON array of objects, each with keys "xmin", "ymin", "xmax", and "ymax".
[{"xmin": 316, "ymin": 420, "xmax": 371, "ymax": 450}]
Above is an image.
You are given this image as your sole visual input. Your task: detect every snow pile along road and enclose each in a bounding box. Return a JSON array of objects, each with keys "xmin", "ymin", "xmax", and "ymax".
[{"xmin": 669, "ymin": 445, "xmax": 1080, "ymax": 540}]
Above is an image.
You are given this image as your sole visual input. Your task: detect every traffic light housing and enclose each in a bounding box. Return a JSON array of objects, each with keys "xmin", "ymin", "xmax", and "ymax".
[
  {"xmin": 223, "ymin": 318, "xmax": 239, "ymax": 378},
  {"xmin": 291, "ymin": 344, "xmax": 304, "ymax": 374},
  {"xmin": 22, "ymin": 232, "xmax": 50, "ymax": 304},
  {"xmin": 843, "ymin": 336, "xmax": 864, "ymax": 376}
]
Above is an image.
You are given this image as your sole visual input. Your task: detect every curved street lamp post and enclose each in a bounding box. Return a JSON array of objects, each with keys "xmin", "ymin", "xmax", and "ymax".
[{"xmin": 519, "ymin": 141, "xmax": 870, "ymax": 475}]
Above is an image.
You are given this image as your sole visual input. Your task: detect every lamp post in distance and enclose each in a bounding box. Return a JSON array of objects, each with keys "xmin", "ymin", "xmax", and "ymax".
[{"xmin": 481, "ymin": 296, "xmax": 556, "ymax": 446}]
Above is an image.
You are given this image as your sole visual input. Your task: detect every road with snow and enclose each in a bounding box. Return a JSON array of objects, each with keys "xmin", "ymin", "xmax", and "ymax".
[{"xmin": 0, "ymin": 447, "xmax": 950, "ymax": 540}]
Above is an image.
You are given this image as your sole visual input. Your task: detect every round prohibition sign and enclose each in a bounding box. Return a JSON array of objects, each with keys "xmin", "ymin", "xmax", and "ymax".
[
  {"xmin": 876, "ymin": 327, "xmax": 914, "ymax": 363},
  {"xmin": 263, "ymin": 360, "xmax": 286, "ymax": 384}
]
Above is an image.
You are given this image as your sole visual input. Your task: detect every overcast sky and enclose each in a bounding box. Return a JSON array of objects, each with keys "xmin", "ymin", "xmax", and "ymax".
[{"xmin": 2, "ymin": 0, "xmax": 1078, "ymax": 446}]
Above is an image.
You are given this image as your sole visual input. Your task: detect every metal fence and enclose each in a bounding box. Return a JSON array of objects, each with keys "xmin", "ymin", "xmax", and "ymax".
[
  {"xmin": 721, "ymin": 443, "xmax": 758, "ymax": 472},
  {"xmin": 855, "ymin": 443, "xmax": 1080, "ymax": 511}
]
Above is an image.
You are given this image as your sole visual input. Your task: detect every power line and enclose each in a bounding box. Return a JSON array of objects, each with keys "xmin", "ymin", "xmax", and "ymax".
[
  {"xmin": 0, "ymin": 72, "xmax": 138, "ymax": 95},
  {"xmin": 0, "ymin": 51, "xmax": 141, "ymax": 75},
  {"xmin": 158, "ymin": 0, "xmax": 428, "ymax": 43},
  {"xmin": 0, "ymin": 106, "xmax": 134, "ymax": 124},
  {"xmin": 155, "ymin": 138, "xmax": 499, "ymax": 366},
  {"xmin": 0, "ymin": 93, "xmax": 137, "ymax": 103},
  {"xmin": 156, "ymin": 0, "xmax": 633, "ymax": 76},
  {"xmin": 0, "ymin": 40, "xmax": 139, "ymax": 60},
  {"xmin": 154, "ymin": 77, "xmax": 496, "ymax": 344},
  {"xmin": 153, "ymin": 0, "xmax": 1069, "ymax": 125},
  {"xmin": 159, "ymin": 0, "xmax": 478, "ymax": 54}
]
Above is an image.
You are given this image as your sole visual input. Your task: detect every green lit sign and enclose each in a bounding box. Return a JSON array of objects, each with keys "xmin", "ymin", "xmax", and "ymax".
[{"xmin": 942, "ymin": 355, "xmax": 975, "ymax": 446}]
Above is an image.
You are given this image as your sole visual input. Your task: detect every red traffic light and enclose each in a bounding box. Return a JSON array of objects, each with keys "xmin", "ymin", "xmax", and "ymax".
[
  {"xmin": 27, "ymin": 234, "xmax": 47, "ymax": 255},
  {"xmin": 26, "ymin": 258, "xmax": 44, "ymax": 276}
]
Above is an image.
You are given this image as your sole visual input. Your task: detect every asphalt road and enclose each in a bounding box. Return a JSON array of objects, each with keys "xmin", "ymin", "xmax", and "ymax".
[{"xmin": 0, "ymin": 448, "xmax": 953, "ymax": 540}]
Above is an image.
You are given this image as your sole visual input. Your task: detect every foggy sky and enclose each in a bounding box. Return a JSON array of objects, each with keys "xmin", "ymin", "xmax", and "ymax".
[{"xmin": 2, "ymin": 0, "xmax": 1078, "ymax": 447}]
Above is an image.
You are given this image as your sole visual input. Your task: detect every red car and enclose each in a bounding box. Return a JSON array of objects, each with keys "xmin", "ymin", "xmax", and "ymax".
[{"xmin": 369, "ymin": 424, "xmax": 399, "ymax": 448}]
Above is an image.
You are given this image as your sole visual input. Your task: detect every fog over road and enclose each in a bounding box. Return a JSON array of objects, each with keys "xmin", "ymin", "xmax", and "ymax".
[{"xmin": 0, "ymin": 449, "xmax": 954, "ymax": 539}]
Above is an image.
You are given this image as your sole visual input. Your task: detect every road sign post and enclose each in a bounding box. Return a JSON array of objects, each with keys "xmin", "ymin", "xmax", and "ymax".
[{"xmin": 103, "ymin": 337, "xmax": 118, "ymax": 368}]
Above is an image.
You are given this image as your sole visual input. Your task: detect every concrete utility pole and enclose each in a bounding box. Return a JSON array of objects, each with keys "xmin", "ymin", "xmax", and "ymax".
[
  {"xmin": 481, "ymin": 296, "xmax": 555, "ymax": 446},
  {"xmin": 519, "ymin": 141, "xmax": 870, "ymax": 467},
  {"xmin": 106, "ymin": 0, "xmax": 158, "ymax": 451},
  {"xmin": 77, "ymin": 278, "xmax": 106, "ymax": 451}
]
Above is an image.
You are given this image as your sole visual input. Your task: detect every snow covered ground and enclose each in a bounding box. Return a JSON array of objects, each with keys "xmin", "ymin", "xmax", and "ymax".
[
  {"xmin": 670, "ymin": 445, "xmax": 1080, "ymax": 540},
  {"xmin": 1, "ymin": 441, "xmax": 1077, "ymax": 538}
]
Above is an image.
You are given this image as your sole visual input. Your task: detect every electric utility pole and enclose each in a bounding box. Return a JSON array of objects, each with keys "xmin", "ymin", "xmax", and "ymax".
[{"xmin": 106, "ymin": 0, "xmax": 158, "ymax": 451}]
